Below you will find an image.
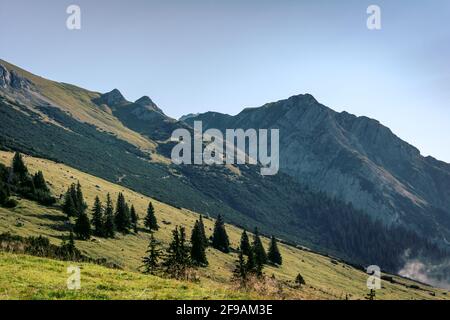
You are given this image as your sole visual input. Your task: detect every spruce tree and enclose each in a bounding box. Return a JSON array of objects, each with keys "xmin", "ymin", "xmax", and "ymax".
[
  {"xmin": 74, "ymin": 211, "xmax": 91, "ymax": 240},
  {"xmin": 198, "ymin": 215, "xmax": 208, "ymax": 247},
  {"xmin": 69, "ymin": 183, "xmax": 78, "ymax": 209},
  {"xmin": 32, "ymin": 171, "xmax": 49, "ymax": 192},
  {"xmin": 144, "ymin": 201, "xmax": 158, "ymax": 231},
  {"xmin": 163, "ymin": 227, "xmax": 180, "ymax": 277},
  {"xmin": 115, "ymin": 193, "xmax": 131, "ymax": 233},
  {"xmin": 62, "ymin": 187, "xmax": 77, "ymax": 217},
  {"xmin": 178, "ymin": 226, "xmax": 190, "ymax": 269},
  {"xmin": 295, "ymin": 273, "xmax": 306, "ymax": 286},
  {"xmin": 75, "ymin": 181, "xmax": 87, "ymax": 214},
  {"xmin": 252, "ymin": 227, "xmax": 267, "ymax": 266},
  {"xmin": 190, "ymin": 220, "xmax": 208, "ymax": 266},
  {"xmin": 142, "ymin": 232, "xmax": 161, "ymax": 274},
  {"xmin": 11, "ymin": 152, "xmax": 28, "ymax": 178},
  {"xmin": 91, "ymin": 196, "xmax": 104, "ymax": 237},
  {"xmin": 233, "ymin": 250, "xmax": 248, "ymax": 286},
  {"xmin": 246, "ymin": 246, "xmax": 258, "ymax": 275},
  {"xmin": 267, "ymin": 235, "xmax": 282, "ymax": 265},
  {"xmin": 162, "ymin": 226, "xmax": 191, "ymax": 279},
  {"xmin": 59, "ymin": 231, "xmax": 80, "ymax": 260},
  {"xmin": 130, "ymin": 205, "xmax": 138, "ymax": 233},
  {"xmin": 240, "ymin": 230, "xmax": 251, "ymax": 256},
  {"xmin": 104, "ymin": 193, "xmax": 115, "ymax": 238},
  {"xmin": 68, "ymin": 231, "xmax": 76, "ymax": 249},
  {"xmin": 212, "ymin": 214, "xmax": 230, "ymax": 253}
]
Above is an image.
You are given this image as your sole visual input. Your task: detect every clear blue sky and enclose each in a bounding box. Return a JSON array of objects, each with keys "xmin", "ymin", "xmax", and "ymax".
[{"xmin": 1, "ymin": 0, "xmax": 449, "ymax": 162}]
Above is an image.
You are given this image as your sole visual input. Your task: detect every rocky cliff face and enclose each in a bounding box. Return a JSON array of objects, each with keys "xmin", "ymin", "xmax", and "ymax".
[
  {"xmin": 184, "ymin": 94, "xmax": 450, "ymax": 242},
  {"xmin": 0, "ymin": 64, "xmax": 32, "ymax": 90}
]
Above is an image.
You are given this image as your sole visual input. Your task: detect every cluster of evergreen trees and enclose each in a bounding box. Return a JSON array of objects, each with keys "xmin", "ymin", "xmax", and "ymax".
[
  {"xmin": 142, "ymin": 216, "xmax": 209, "ymax": 278},
  {"xmin": 62, "ymin": 183, "xmax": 159, "ymax": 240},
  {"xmin": 0, "ymin": 152, "xmax": 55, "ymax": 207},
  {"xmin": 233, "ymin": 228, "xmax": 282, "ymax": 283},
  {"xmin": 142, "ymin": 214, "xmax": 283, "ymax": 283}
]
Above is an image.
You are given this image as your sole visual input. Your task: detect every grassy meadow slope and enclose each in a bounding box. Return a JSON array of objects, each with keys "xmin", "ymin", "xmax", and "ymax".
[
  {"xmin": 0, "ymin": 252, "xmax": 254, "ymax": 300},
  {"xmin": 0, "ymin": 151, "xmax": 448, "ymax": 300}
]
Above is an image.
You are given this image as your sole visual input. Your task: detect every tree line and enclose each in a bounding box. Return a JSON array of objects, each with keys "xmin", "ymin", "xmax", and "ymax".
[
  {"xmin": 62, "ymin": 182, "xmax": 159, "ymax": 240},
  {"xmin": 0, "ymin": 152, "xmax": 55, "ymax": 208},
  {"xmin": 141, "ymin": 213, "xmax": 283, "ymax": 282}
]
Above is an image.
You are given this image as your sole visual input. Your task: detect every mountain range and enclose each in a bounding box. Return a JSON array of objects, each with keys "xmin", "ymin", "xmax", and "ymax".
[
  {"xmin": 0, "ymin": 59, "xmax": 449, "ymax": 276},
  {"xmin": 183, "ymin": 95, "xmax": 450, "ymax": 244}
]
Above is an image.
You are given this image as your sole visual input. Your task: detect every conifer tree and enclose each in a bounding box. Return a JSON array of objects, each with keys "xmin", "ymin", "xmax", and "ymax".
[
  {"xmin": 240, "ymin": 230, "xmax": 252, "ymax": 256},
  {"xmin": 91, "ymin": 196, "xmax": 104, "ymax": 237},
  {"xmin": 32, "ymin": 171, "xmax": 49, "ymax": 192},
  {"xmin": 252, "ymin": 227, "xmax": 267, "ymax": 266},
  {"xmin": 104, "ymin": 193, "xmax": 115, "ymax": 238},
  {"xmin": 295, "ymin": 273, "xmax": 306, "ymax": 287},
  {"xmin": 68, "ymin": 231, "xmax": 76, "ymax": 249},
  {"xmin": 162, "ymin": 226, "xmax": 191, "ymax": 279},
  {"xmin": 62, "ymin": 187, "xmax": 77, "ymax": 217},
  {"xmin": 31, "ymin": 171, "xmax": 54, "ymax": 205},
  {"xmin": 212, "ymin": 214, "xmax": 230, "ymax": 253},
  {"xmin": 267, "ymin": 235, "xmax": 282, "ymax": 265},
  {"xmin": 144, "ymin": 201, "xmax": 158, "ymax": 231},
  {"xmin": 142, "ymin": 232, "xmax": 161, "ymax": 274},
  {"xmin": 190, "ymin": 220, "xmax": 208, "ymax": 266},
  {"xmin": 114, "ymin": 193, "xmax": 131, "ymax": 233},
  {"xmin": 58, "ymin": 231, "xmax": 80, "ymax": 260},
  {"xmin": 75, "ymin": 181, "xmax": 87, "ymax": 214},
  {"xmin": 130, "ymin": 205, "xmax": 138, "ymax": 233},
  {"xmin": 11, "ymin": 152, "xmax": 28, "ymax": 178},
  {"xmin": 178, "ymin": 226, "xmax": 190, "ymax": 269},
  {"xmin": 233, "ymin": 250, "xmax": 248, "ymax": 286},
  {"xmin": 62, "ymin": 183, "xmax": 87, "ymax": 217},
  {"xmin": 198, "ymin": 215, "xmax": 208, "ymax": 246},
  {"xmin": 69, "ymin": 183, "xmax": 78, "ymax": 208},
  {"xmin": 74, "ymin": 211, "xmax": 91, "ymax": 240},
  {"xmin": 246, "ymin": 246, "xmax": 260, "ymax": 276}
]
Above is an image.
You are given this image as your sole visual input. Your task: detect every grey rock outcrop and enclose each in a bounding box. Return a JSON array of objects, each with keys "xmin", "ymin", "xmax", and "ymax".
[{"xmin": 184, "ymin": 94, "xmax": 450, "ymax": 241}]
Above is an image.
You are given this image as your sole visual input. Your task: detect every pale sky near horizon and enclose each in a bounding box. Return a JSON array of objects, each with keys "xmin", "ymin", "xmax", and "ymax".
[{"xmin": 0, "ymin": 0, "xmax": 449, "ymax": 162}]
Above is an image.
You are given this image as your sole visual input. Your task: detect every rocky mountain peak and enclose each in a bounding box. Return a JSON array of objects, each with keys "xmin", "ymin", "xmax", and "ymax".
[
  {"xmin": 94, "ymin": 89, "xmax": 128, "ymax": 107},
  {"xmin": 134, "ymin": 96, "xmax": 164, "ymax": 115},
  {"xmin": 289, "ymin": 93, "xmax": 318, "ymax": 104}
]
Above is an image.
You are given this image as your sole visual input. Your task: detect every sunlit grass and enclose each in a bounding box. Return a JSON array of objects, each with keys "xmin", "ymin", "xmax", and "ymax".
[{"xmin": 0, "ymin": 151, "xmax": 448, "ymax": 300}]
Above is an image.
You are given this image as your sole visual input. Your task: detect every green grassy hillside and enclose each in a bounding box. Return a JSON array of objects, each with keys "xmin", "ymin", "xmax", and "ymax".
[
  {"xmin": 0, "ymin": 151, "xmax": 448, "ymax": 300},
  {"xmin": 0, "ymin": 252, "xmax": 255, "ymax": 300}
]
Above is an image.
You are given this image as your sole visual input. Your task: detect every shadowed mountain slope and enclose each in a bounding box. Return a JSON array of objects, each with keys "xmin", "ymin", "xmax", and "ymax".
[{"xmin": 184, "ymin": 94, "xmax": 450, "ymax": 244}]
